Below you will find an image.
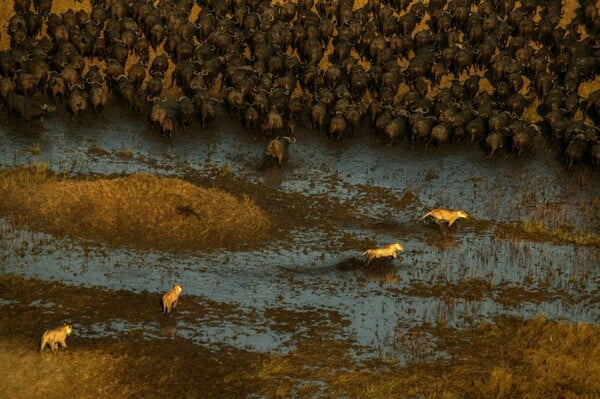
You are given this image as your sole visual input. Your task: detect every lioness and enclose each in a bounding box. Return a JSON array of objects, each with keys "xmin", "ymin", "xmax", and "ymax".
[
  {"xmin": 40, "ymin": 324, "xmax": 72, "ymax": 353},
  {"xmin": 162, "ymin": 284, "xmax": 183, "ymax": 314},
  {"xmin": 421, "ymin": 208, "xmax": 468, "ymax": 227},
  {"xmin": 362, "ymin": 243, "xmax": 404, "ymax": 266}
]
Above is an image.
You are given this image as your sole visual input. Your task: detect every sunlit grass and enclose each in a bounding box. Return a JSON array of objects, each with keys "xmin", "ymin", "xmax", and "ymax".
[
  {"xmin": 0, "ymin": 165, "xmax": 271, "ymax": 251},
  {"xmin": 253, "ymin": 314, "xmax": 600, "ymax": 398},
  {"xmin": 497, "ymin": 221, "xmax": 600, "ymax": 247},
  {"xmin": 1, "ymin": 274, "xmax": 598, "ymax": 399}
]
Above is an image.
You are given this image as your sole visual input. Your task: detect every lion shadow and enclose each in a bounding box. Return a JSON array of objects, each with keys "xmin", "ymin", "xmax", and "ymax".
[
  {"xmin": 158, "ymin": 318, "xmax": 178, "ymax": 338},
  {"xmin": 335, "ymin": 257, "xmax": 400, "ymax": 283}
]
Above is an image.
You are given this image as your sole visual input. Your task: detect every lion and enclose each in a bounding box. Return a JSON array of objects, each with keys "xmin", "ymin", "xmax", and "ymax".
[
  {"xmin": 420, "ymin": 208, "xmax": 468, "ymax": 227},
  {"xmin": 362, "ymin": 243, "xmax": 404, "ymax": 266},
  {"xmin": 40, "ymin": 324, "xmax": 72, "ymax": 353},
  {"xmin": 161, "ymin": 284, "xmax": 183, "ymax": 314}
]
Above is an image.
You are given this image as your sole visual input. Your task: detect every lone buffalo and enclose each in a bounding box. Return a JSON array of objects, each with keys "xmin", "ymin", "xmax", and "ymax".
[
  {"xmin": 265, "ymin": 136, "xmax": 296, "ymax": 165},
  {"xmin": 8, "ymin": 94, "xmax": 56, "ymax": 121}
]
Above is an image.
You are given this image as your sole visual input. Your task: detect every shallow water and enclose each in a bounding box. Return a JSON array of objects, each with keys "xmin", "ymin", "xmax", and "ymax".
[{"xmin": 1, "ymin": 106, "xmax": 598, "ymax": 363}]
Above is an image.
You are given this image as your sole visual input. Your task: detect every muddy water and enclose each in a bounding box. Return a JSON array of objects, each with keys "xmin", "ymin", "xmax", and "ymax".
[{"xmin": 0, "ymin": 106, "xmax": 598, "ymax": 363}]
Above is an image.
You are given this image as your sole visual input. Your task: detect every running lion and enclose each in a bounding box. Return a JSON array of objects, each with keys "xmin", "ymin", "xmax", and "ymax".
[
  {"xmin": 362, "ymin": 243, "xmax": 404, "ymax": 266},
  {"xmin": 421, "ymin": 208, "xmax": 468, "ymax": 227}
]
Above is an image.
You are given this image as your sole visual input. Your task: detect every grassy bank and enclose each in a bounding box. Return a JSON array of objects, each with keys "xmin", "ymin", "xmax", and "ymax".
[
  {"xmin": 0, "ymin": 165, "xmax": 271, "ymax": 251},
  {"xmin": 496, "ymin": 221, "xmax": 600, "ymax": 247},
  {"xmin": 254, "ymin": 314, "xmax": 600, "ymax": 398},
  {"xmin": 1, "ymin": 275, "xmax": 598, "ymax": 399}
]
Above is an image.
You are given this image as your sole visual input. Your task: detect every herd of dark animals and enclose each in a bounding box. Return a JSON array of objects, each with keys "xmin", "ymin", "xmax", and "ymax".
[
  {"xmin": 0, "ymin": 0, "xmax": 600, "ymax": 169},
  {"xmin": 5, "ymin": 0, "xmax": 593, "ymax": 357}
]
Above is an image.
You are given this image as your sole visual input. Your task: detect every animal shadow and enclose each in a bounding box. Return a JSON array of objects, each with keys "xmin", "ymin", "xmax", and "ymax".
[
  {"xmin": 335, "ymin": 257, "xmax": 400, "ymax": 283},
  {"xmin": 159, "ymin": 318, "xmax": 178, "ymax": 338}
]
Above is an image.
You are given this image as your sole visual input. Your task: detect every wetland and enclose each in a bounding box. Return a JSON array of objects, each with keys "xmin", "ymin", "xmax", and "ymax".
[{"xmin": 0, "ymin": 102, "xmax": 598, "ymax": 398}]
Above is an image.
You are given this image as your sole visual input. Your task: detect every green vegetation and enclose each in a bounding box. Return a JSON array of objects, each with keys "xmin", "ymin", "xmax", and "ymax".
[{"xmin": 0, "ymin": 165, "xmax": 271, "ymax": 251}]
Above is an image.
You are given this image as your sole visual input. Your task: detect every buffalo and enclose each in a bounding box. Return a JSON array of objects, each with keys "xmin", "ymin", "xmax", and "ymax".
[
  {"xmin": 265, "ymin": 136, "xmax": 296, "ymax": 165},
  {"xmin": 328, "ymin": 113, "xmax": 348, "ymax": 141},
  {"xmin": 88, "ymin": 84, "xmax": 108, "ymax": 115},
  {"xmin": 67, "ymin": 86, "xmax": 88, "ymax": 117},
  {"xmin": 160, "ymin": 115, "xmax": 175, "ymax": 139},
  {"xmin": 261, "ymin": 110, "xmax": 285, "ymax": 137},
  {"xmin": 384, "ymin": 115, "xmax": 408, "ymax": 145},
  {"xmin": 149, "ymin": 97, "xmax": 168, "ymax": 133},
  {"xmin": 511, "ymin": 122, "xmax": 539, "ymax": 157},
  {"xmin": 565, "ymin": 139, "xmax": 589, "ymax": 169},
  {"xmin": 177, "ymin": 96, "xmax": 195, "ymax": 128},
  {"xmin": 486, "ymin": 128, "xmax": 509, "ymax": 158},
  {"xmin": 8, "ymin": 93, "xmax": 56, "ymax": 121}
]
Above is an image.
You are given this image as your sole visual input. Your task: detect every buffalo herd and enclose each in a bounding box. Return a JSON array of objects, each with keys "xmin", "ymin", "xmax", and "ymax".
[{"xmin": 0, "ymin": 0, "xmax": 600, "ymax": 168}]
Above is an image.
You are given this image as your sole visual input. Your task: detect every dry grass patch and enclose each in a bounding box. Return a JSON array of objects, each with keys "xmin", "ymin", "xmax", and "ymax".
[
  {"xmin": 252, "ymin": 315, "xmax": 600, "ymax": 398},
  {"xmin": 471, "ymin": 315, "xmax": 600, "ymax": 399},
  {"xmin": 496, "ymin": 221, "xmax": 600, "ymax": 247},
  {"xmin": 0, "ymin": 165, "xmax": 271, "ymax": 252}
]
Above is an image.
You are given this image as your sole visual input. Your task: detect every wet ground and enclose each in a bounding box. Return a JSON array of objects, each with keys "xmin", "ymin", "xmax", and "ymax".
[{"xmin": 0, "ymin": 104, "xmax": 599, "ymax": 397}]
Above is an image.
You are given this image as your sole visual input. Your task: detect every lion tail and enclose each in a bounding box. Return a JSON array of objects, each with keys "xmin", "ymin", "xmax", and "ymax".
[{"xmin": 420, "ymin": 212, "xmax": 431, "ymax": 220}]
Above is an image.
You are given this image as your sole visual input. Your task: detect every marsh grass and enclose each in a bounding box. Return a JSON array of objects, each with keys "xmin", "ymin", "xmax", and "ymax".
[
  {"xmin": 469, "ymin": 315, "xmax": 600, "ymax": 399},
  {"xmin": 1, "ymin": 275, "xmax": 598, "ymax": 399},
  {"xmin": 496, "ymin": 221, "xmax": 600, "ymax": 247},
  {"xmin": 252, "ymin": 314, "xmax": 600, "ymax": 399},
  {"xmin": 0, "ymin": 165, "xmax": 271, "ymax": 252}
]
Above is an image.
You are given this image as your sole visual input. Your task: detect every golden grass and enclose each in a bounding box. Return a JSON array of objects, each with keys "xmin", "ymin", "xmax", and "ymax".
[
  {"xmin": 579, "ymin": 76, "xmax": 600, "ymax": 100},
  {"xmin": 559, "ymin": 0, "xmax": 580, "ymax": 29},
  {"xmin": 1, "ymin": 275, "xmax": 598, "ymax": 399},
  {"xmin": 252, "ymin": 314, "xmax": 600, "ymax": 399},
  {"xmin": 0, "ymin": 165, "xmax": 271, "ymax": 251},
  {"xmin": 473, "ymin": 314, "xmax": 600, "ymax": 398}
]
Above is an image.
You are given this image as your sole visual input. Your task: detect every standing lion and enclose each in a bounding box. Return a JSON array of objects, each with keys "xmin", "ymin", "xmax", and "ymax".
[
  {"xmin": 161, "ymin": 284, "xmax": 183, "ymax": 314},
  {"xmin": 40, "ymin": 324, "xmax": 73, "ymax": 353}
]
